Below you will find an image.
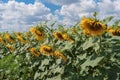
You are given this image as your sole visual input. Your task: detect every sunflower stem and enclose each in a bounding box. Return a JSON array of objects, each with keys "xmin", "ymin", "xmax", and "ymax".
[{"xmin": 99, "ymin": 36, "xmax": 102, "ymax": 53}]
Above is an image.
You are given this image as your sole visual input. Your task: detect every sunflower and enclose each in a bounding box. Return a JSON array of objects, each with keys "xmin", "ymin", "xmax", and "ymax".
[
  {"xmin": 7, "ymin": 44, "xmax": 14, "ymax": 53},
  {"xmin": 30, "ymin": 27, "xmax": 45, "ymax": 41},
  {"xmin": 35, "ymin": 34, "xmax": 45, "ymax": 41},
  {"xmin": 17, "ymin": 35, "xmax": 26, "ymax": 44},
  {"xmin": 54, "ymin": 32, "xmax": 64, "ymax": 40},
  {"xmin": 5, "ymin": 33, "xmax": 15, "ymax": 43},
  {"xmin": 34, "ymin": 30, "xmax": 43, "ymax": 36},
  {"xmin": 83, "ymin": 29, "xmax": 90, "ymax": 35},
  {"xmin": 107, "ymin": 27, "xmax": 115, "ymax": 33},
  {"xmin": 30, "ymin": 27, "xmax": 37, "ymax": 35},
  {"xmin": 80, "ymin": 17, "xmax": 105, "ymax": 36},
  {"xmin": 0, "ymin": 36, "xmax": 6, "ymax": 45},
  {"xmin": 16, "ymin": 32, "xmax": 26, "ymax": 44},
  {"xmin": 107, "ymin": 28, "xmax": 120, "ymax": 36},
  {"xmin": 0, "ymin": 37, "xmax": 3, "ymax": 42},
  {"xmin": 30, "ymin": 48, "xmax": 40, "ymax": 57},
  {"xmin": 62, "ymin": 33, "xmax": 75, "ymax": 42},
  {"xmin": 62, "ymin": 33, "xmax": 70, "ymax": 40},
  {"xmin": 35, "ymin": 30, "xmax": 45, "ymax": 41},
  {"xmin": 30, "ymin": 27, "xmax": 44, "ymax": 36},
  {"xmin": 40, "ymin": 45, "xmax": 53, "ymax": 55},
  {"xmin": 53, "ymin": 51, "xmax": 67, "ymax": 62}
]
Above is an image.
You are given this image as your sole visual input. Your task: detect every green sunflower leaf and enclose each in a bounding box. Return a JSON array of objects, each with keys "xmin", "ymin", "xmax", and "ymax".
[{"xmin": 102, "ymin": 16, "xmax": 114, "ymax": 24}]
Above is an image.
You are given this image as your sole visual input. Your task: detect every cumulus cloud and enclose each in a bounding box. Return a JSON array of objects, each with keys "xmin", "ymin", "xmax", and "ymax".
[
  {"xmin": 55, "ymin": 0, "xmax": 120, "ymax": 26},
  {"xmin": 56, "ymin": 0, "xmax": 97, "ymax": 26},
  {"xmin": 98, "ymin": 0, "xmax": 120, "ymax": 16},
  {"xmin": 0, "ymin": 0, "xmax": 50, "ymax": 32},
  {"xmin": 0, "ymin": 0, "xmax": 120, "ymax": 32},
  {"xmin": 48, "ymin": 0, "xmax": 79, "ymax": 5},
  {"xmin": 36, "ymin": 0, "xmax": 79, "ymax": 5}
]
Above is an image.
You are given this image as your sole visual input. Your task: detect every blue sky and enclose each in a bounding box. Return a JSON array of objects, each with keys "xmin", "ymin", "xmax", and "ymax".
[
  {"xmin": 0, "ymin": 0, "xmax": 61, "ymax": 14},
  {"xmin": 0, "ymin": 0, "xmax": 120, "ymax": 32},
  {"xmin": 1, "ymin": 0, "xmax": 34, "ymax": 4}
]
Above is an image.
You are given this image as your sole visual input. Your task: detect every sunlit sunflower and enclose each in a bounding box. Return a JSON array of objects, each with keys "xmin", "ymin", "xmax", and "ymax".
[
  {"xmin": 7, "ymin": 44, "xmax": 14, "ymax": 53},
  {"xmin": 35, "ymin": 34, "xmax": 45, "ymax": 41},
  {"xmin": 54, "ymin": 32, "xmax": 64, "ymax": 40},
  {"xmin": 107, "ymin": 28, "xmax": 120, "ymax": 36},
  {"xmin": 16, "ymin": 32, "xmax": 26, "ymax": 44},
  {"xmin": 80, "ymin": 17, "xmax": 105, "ymax": 36},
  {"xmin": 17, "ymin": 35, "xmax": 26, "ymax": 44},
  {"xmin": 40, "ymin": 45, "xmax": 53, "ymax": 55},
  {"xmin": 30, "ymin": 27, "xmax": 45, "ymax": 41},
  {"xmin": 30, "ymin": 27, "xmax": 44, "ymax": 36},
  {"xmin": 34, "ymin": 30, "xmax": 43, "ymax": 36},
  {"xmin": 30, "ymin": 48, "xmax": 40, "ymax": 57},
  {"xmin": 0, "ymin": 36, "xmax": 6, "ymax": 45},
  {"xmin": 107, "ymin": 27, "xmax": 114, "ymax": 33},
  {"xmin": 62, "ymin": 33, "xmax": 70, "ymax": 40},
  {"xmin": 0, "ymin": 37, "xmax": 3, "ymax": 42},
  {"xmin": 30, "ymin": 27, "xmax": 37, "ymax": 35},
  {"xmin": 83, "ymin": 29, "xmax": 90, "ymax": 35},
  {"xmin": 53, "ymin": 51, "xmax": 67, "ymax": 62},
  {"xmin": 5, "ymin": 33, "xmax": 15, "ymax": 43},
  {"xmin": 62, "ymin": 33, "xmax": 75, "ymax": 42}
]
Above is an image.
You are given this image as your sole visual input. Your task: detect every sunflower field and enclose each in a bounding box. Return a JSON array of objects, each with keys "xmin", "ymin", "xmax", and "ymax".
[{"xmin": 0, "ymin": 12, "xmax": 120, "ymax": 80}]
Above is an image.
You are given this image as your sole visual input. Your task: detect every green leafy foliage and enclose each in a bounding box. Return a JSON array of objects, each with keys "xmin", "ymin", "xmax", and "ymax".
[
  {"xmin": 0, "ymin": 13, "xmax": 120, "ymax": 80},
  {"xmin": 102, "ymin": 16, "xmax": 114, "ymax": 25}
]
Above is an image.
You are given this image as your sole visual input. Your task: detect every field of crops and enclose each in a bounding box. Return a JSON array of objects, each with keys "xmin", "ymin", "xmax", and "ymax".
[{"xmin": 0, "ymin": 13, "xmax": 120, "ymax": 80}]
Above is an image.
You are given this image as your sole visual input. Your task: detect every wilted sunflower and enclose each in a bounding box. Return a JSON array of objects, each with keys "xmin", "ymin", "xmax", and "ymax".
[
  {"xmin": 54, "ymin": 32, "xmax": 64, "ymax": 40},
  {"xmin": 53, "ymin": 51, "xmax": 67, "ymax": 62},
  {"xmin": 30, "ymin": 48, "xmax": 40, "ymax": 57},
  {"xmin": 80, "ymin": 17, "xmax": 105, "ymax": 36},
  {"xmin": 7, "ymin": 44, "xmax": 14, "ymax": 53},
  {"xmin": 40, "ymin": 45, "xmax": 53, "ymax": 55},
  {"xmin": 5, "ymin": 33, "xmax": 15, "ymax": 43}
]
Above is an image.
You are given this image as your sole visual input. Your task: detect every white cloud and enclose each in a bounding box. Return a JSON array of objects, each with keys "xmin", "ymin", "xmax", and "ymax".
[
  {"xmin": 0, "ymin": 0, "xmax": 50, "ymax": 32},
  {"xmin": 55, "ymin": 0, "xmax": 97, "ymax": 26},
  {"xmin": 0, "ymin": 0, "xmax": 120, "ymax": 32},
  {"xmin": 98, "ymin": 0, "xmax": 120, "ymax": 15},
  {"xmin": 48, "ymin": 0, "xmax": 79, "ymax": 5},
  {"xmin": 54, "ymin": 0, "xmax": 120, "ymax": 27},
  {"xmin": 36, "ymin": 0, "xmax": 79, "ymax": 5}
]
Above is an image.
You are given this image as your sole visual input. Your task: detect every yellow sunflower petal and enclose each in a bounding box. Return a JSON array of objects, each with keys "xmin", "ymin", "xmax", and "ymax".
[
  {"xmin": 80, "ymin": 17, "xmax": 105, "ymax": 36},
  {"xmin": 40, "ymin": 45, "xmax": 53, "ymax": 56}
]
